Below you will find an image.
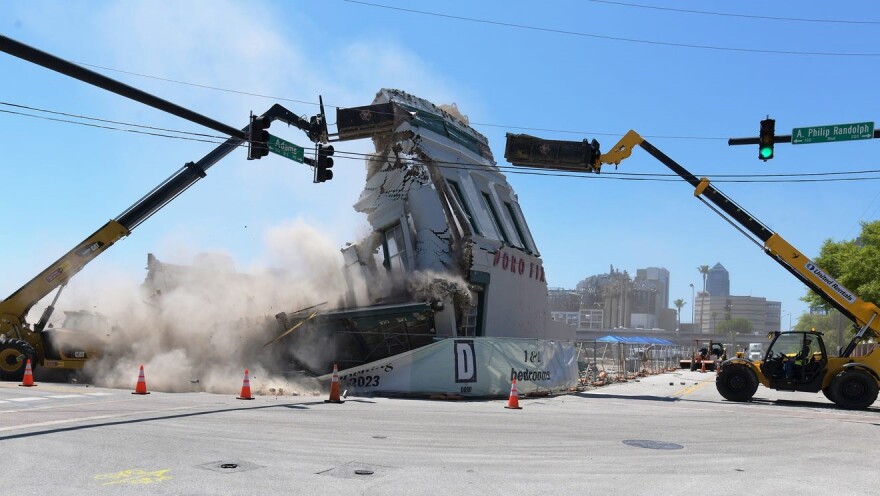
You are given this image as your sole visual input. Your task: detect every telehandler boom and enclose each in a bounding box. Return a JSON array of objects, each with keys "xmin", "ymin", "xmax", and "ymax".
[{"xmin": 505, "ymin": 130, "xmax": 880, "ymax": 409}]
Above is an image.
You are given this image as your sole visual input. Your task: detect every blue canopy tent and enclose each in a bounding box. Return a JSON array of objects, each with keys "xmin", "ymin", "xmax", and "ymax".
[{"xmin": 597, "ymin": 335, "xmax": 674, "ymax": 346}]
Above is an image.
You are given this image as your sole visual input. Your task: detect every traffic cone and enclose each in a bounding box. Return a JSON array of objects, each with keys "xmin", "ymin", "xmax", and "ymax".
[
  {"xmin": 700, "ymin": 361, "xmax": 706, "ymax": 373},
  {"xmin": 237, "ymin": 369, "xmax": 255, "ymax": 400},
  {"xmin": 19, "ymin": 358, "xmax": 36, "ymax": 387},
  {"xmin": 132, "ymin": 365, "xmax": 150, "ymax": 395},
  {"xmin": 324, "ymin": 363, "xmax": 344, "ymax": 404},
  {"xmin": 504, "ymin": 378, "xmax": 523, "ymax": 410}
]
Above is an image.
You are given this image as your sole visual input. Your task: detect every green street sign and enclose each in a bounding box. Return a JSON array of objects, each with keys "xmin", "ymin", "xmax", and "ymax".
[
  {"xmin": 792, "ymin": 122, "xmax": 874, "ymax": 145},
  {"xmin": 268, "ymin": 134, "xmax": 305, "ymax": 163}
]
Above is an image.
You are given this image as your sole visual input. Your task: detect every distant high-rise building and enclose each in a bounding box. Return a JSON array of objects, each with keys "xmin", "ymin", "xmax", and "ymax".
[
  {"xmin": 572, "ymin": 266, "xmax": 673, "ymax": 331},
  {"xmin": 635, "ymin": 267, "xmax": 670, "ymax": 310},
  {"xmin": 706, "ymin": 263, "xmax": 730, "ymax": 296},
  {"xmin": 695, "ymin": 295, "xmax": 780, "ymax": 335}
]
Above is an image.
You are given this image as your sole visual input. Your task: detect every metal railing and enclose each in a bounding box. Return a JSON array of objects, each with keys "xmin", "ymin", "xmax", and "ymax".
[{"xmin": 575, "ymin": 341, "xmax": 685, "ymax": 386}]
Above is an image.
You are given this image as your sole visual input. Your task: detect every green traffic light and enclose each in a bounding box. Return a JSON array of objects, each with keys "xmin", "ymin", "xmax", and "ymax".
[{"xmin": 760, "ymin": 146, "xmax": 773, "ymax": 159}]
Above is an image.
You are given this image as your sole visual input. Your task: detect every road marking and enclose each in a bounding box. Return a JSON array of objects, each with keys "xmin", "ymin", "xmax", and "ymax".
[
  {"xmin": 671, "ymin": 381, "xmax": 713, "ymax": 397},
  {"xmin": 7, "ymin": 397, "xmax": 50, "ymax": 402},
  {"xmin": 85, "ymin": 392, "xmax": 112, "ymax": 396},
  {"xmin": 0, "ymin": 403, "xmax": 214, "ymax": 432},
  {"xmin": 95, "ymin": 468, "xmax": 172, "ymax": 486},
  {"xmin": 46, "ymin": 394, "xmax": 84, "ymax": 399}
]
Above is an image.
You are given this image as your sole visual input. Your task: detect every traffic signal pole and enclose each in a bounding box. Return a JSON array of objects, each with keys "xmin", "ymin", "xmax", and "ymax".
[
  {"xmin": 0, "ymin": 34, "xmax": 324, "ymax": 166},
  {"xmin": 0, "ymin": 34, "xmax": 245, "ymax": 140}
]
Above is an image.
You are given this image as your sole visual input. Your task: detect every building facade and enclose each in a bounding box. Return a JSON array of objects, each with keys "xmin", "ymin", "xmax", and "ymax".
[
  {"xmin": 706, "ymin": 263, "xmax": 730, "ymax": 297},
  {"xmin": 695, "ymin": 294, "xmax": 781, "ymax": 335}
]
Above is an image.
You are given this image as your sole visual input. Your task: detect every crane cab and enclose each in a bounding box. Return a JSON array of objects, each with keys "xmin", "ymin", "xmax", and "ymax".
[{"xmin": 759, "ymin": 331, "xmax": 828, "ymax": 392}]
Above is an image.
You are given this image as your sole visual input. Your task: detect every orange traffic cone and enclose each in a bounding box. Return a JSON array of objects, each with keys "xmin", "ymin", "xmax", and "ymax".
[
  {"xmin": 237, "ymin": 369, "xmax": 255, "ymax": 400},
  {"xmin": 324, "ymin": 363, "xmax": 344, "ymax": 404},
  {"xmin": 504, "ymin": 378, "xmax": 523, "ymax": 409},
  {"xmin": 19, "ymin": 358, "xmax": 36, "ymax": 387},
  {"xmin": 132, "ymin": 365, "xmax": 150, "ymax": 395},
  {"xmin": 700, "ymin": 361, "xmax": 706, "ymax": 373}
]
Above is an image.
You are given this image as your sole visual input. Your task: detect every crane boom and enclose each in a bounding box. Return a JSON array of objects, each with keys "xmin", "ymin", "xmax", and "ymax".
[
  {"xmin": 505, "ymin": 129, "xmax": 880, "ymax": 356},
  {"xmin": 598, "ymin": 131, "xmax": 880, "ymax": 343}
]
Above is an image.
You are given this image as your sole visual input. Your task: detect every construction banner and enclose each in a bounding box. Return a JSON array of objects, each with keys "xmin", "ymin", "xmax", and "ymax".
[{"xmin": 328, "ymin": 337, "xmax": 578, "ymax": 398}]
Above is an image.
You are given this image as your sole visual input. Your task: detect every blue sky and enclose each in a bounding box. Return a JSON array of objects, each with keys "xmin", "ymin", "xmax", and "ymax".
[{"xmin": 2, "ymin": 1, "xmax": 879, "ymax": 326}]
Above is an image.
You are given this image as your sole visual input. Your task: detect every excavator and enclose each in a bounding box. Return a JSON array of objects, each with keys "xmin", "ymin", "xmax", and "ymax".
[{"xmin": 505, "ymin": 130, "xmax": 880, "ymax": 410}]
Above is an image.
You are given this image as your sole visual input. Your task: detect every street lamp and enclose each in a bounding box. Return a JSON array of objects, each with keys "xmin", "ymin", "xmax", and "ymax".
[{"xmin": 689, "ymin": 283, "xmax": 695, "ymax": 325}]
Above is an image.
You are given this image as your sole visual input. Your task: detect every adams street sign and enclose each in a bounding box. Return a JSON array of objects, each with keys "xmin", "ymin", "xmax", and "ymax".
[{"xmin": 268, "ymin": 134, "xmax": 305, "ymax": 163}]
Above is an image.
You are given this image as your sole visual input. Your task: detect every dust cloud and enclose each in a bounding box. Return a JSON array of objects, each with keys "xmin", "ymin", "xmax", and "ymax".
[{"xmin": 66, "ymin": 219, "xmax": 355, "ymax": 395}]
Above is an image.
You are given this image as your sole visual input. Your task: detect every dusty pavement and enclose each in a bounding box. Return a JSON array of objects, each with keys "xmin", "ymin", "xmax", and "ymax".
[{"xmin": 2, "ymin": 369, "xmax": 877, "ymax": 496}]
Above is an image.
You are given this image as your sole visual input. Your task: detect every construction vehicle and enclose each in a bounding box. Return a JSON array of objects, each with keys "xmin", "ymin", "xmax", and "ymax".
[
  {"xmin": 679, "ymin": 340, "xmax": 725, "ymax": 372},
  {"xmin": 505, "ymin": 130, "xmax": 880, "ymax": 410},
  {"xmin": 0, "ymin": 104, "xmax": 327, "ymax": 381}
]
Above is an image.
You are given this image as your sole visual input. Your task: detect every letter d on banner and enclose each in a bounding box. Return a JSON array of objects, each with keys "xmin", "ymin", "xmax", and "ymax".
[{"xmin": 454, "ymin": 340, "xmax": 477, "ymax": 383}]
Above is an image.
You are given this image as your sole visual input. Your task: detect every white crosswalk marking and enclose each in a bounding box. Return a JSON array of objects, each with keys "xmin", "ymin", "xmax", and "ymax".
[
  {"xmin": 7, "ymin": 397, "xmax": 49, "ymax": 402},
  {"xmin": 46, "ymin": 394, "xmax": 83, "ymax": 399}
]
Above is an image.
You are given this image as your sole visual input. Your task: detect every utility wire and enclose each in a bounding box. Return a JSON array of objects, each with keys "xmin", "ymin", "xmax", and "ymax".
[
  {"xmin": 585, "ymin": 0, "xmax": 880, "ymax": 25},
  {"xmin": 74, "ymin": 61, "xmax": 318, "ymax": 108},
  {"xmin": 330, "ymin": 150, "xmax": 880, "ymax": 183},
  {"xmin": 6, "ymin": 102, "xmax": 880, "ymax": 184},
  {"xmin": 68, "ymin": 62, "xmax": 726, "ymax": 141},
  {"xmin": 0, "ymin": 101, "xmax": 229, "ymax": 140},
  {"xmin": 344, "ymin": 0, "xmax": 880, "ymax": 57},
  {"xmin": 0, "ymin": 108, "xmax": 241, "ymax": 147}
]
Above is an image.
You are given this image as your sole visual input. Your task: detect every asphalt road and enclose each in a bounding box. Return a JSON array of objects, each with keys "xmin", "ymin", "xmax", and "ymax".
[{"xmin": 2, "ymin": 369, "xmax": 877, "ymax": 495}]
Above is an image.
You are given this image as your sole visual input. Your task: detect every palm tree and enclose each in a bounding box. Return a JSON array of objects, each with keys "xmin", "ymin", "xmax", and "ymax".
[
  {"xmin": 673, "ymin": 298, "xmax": 686, "ymax": 332},
  {"xmin": 697, "ymin": 265, "xmax": 710, "ymax": 332}
]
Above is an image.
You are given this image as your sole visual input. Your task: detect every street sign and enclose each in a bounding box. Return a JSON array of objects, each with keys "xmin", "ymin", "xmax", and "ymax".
[
  {"xmin": 791, "ymin": 122, "xmax": 874, "ymax": 145},
  {"xmin": 268, "ymin": 134, "xmax": 305, "ymax": 163}
]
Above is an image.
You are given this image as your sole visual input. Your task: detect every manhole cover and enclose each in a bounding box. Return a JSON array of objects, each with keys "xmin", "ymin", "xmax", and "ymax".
[
  {"xmin": 317, "ymin": 462, "xmax": 394, "ymax": 479},
  {"xmin": 622, "ymin": 439, "xmax": 684, "ymax": 450},
  {"xmin": 198, "ymin": 459, "xmax": 263, "ymax": 473}
]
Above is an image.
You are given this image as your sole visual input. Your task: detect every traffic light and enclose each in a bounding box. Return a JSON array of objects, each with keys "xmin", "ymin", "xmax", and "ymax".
[
  {"xmin": 585, "ymin": 138, "xmax": 601, "ymax": 172},
  {"xmin": 759, "ymin": 118, "xmax": 775, "ymax": 161},
  {"xmin": 315, "ymin": 144, "xmax": 334, "ymax": 183},
  {"xmin": 247, "ymin": 115, "xmax": 270, "ymax": 160}
]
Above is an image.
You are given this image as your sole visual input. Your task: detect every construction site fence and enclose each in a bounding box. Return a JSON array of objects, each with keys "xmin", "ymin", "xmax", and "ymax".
[{"xmin": 575, "ymin": 340, "xmax": 686, "ymax": 386}]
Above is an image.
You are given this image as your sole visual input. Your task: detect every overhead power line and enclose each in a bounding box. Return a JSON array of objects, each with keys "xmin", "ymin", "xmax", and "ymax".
[
  {"xmin": 0, "ymin": 101, "xmax": 229, "ymax": 140},
  {"xmin": 586, "ymin": 0, "xmax": 880, "ymax": 25},
  {"xmin": 344, "ymin": 0, "xmax": 880, "ymax": 57},
  {"xmin": 6, "ymin": 100, "xmax": 880, "ymax": 184},
  {"xmin": 71, "ymin": 61, "xmax": 729, "ymax": 141},
  {"xmin": 330, "ymin": 150, "xmax": 880, "ymax": 184},
  {"xmin": 0, "ymin": 107, "xmax": 237, "ymax": 146}
]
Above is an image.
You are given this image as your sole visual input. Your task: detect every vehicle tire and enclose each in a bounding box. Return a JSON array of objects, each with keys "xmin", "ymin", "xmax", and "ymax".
[
  {"xmin": 715, "ymin": 363, "xmax": 758, "ymax": 402},
  {"xmin": 822, "ymin": 387, "xmax": 836, "ymax": 403},
  {"xmin": 0, "ymin": 338, "xmax": 37, "ymax": 381},
  {"xmin": 830, "ymin": 370, "xmax": 879, "ymax": 410}
]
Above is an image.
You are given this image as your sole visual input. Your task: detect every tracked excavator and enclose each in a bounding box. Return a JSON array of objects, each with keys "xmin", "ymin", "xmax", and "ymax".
[{"xmin": 505, "ymin": 130, "xmax": 880, "ymax": 410}]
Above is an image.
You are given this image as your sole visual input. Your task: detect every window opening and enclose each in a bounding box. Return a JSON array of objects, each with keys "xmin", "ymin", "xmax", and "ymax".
[
  {"xmin": 504, "ymin": 202, "xmax": 528, "ymax": 249},
  {"xmin": 378, "ymin": 223, "xmax": 408, "ymax": 273},
  {"xmin": 481, "ymin": 192, "xmax": 510, "ymax": 244},
  {"xmin": 447, "ymin": 180, "xmax": 481, "ymax": 235}
]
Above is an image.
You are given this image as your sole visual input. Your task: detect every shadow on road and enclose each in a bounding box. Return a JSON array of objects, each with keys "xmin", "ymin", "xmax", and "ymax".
[{"xmin": 0, "ymin": 399, "xmax": 374, "ymax": 441}]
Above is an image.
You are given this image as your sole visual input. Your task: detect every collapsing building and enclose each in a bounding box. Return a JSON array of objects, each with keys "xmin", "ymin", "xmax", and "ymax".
[
  {"xmin": 147, "ymin": 89, "xmax": 578, "ymax": 397},
  {"xmin": 274, "ymin": 89, "xmax": 577, "ymax": 397}
]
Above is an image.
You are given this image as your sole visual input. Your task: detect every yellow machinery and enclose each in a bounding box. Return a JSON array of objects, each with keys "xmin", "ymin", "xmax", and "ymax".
[
  {"xmin": 0, "ymin": 35, "xmax": 329, "ymax": 381},
  {"xmin": 506, "ymin": 130, "xmax": 880, "ymax": 410}
]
